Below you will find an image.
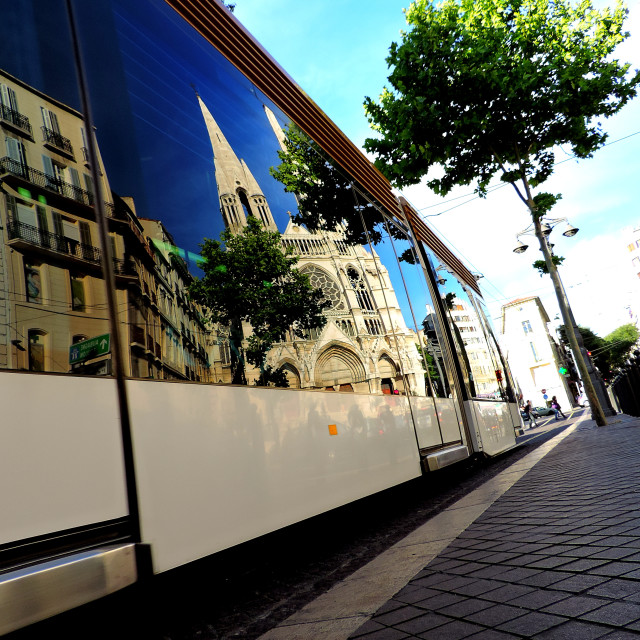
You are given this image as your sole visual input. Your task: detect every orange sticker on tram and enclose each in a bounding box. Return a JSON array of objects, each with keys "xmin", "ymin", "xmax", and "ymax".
[{"xmin": 328, "ymin": 424, "xmax": 338, "ymax": 436}]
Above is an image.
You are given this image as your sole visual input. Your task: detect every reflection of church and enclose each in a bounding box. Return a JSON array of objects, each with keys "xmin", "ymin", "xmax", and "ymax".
[{"xmin": 198, "ymin": 96, "xmax": 424, "ymax": 395}]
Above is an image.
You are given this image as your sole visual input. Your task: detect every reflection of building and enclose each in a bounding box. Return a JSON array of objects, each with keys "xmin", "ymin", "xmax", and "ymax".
[
  {"xmin": 448, "ymin": 297, "xmax": 498, "ymax": 397},
  {"xmin": 0, "ymin": 69, "xmax": 211, "ymax": 380},
  {"xmin": 135, "ymin": 215, "xmax": 212, "ymax": 382},
  {"xmin": 0, "ymin": 69, "xmax": 114, "ymax": 373},
  {"xmin": 198, "ymin": 95, "xmax": 277, "ymax": 234},
  {"xmin": 198, "ymin": 96, "xmax": 424, "ymax": 394},
  {"xmin": 501, "ymin": 296, "xmax": 574, "ymax": 408}
]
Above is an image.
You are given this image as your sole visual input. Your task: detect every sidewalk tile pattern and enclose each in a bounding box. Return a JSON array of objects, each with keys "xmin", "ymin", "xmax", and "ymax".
[{"xmin": 349, "ymin": 418, "xmax": 640, "ymax": 639}]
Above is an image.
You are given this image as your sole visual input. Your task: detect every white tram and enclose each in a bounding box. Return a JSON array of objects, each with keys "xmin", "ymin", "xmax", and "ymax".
[{"xmin": 0, "ymin": 0, "xmax": 521, "ymax": 633}]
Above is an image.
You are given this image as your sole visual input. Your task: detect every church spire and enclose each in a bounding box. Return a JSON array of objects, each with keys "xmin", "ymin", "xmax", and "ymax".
[{"xmin": 198, "ymin": 95, "xmax": 277, "ymax": 233}]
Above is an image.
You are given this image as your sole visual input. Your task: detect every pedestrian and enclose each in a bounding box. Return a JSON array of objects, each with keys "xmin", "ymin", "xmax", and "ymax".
[
  {"xmin": 551, "ymin": 396, "xmax": 566, "ymax": 420},
  {"xmin": 522, "ymin": 400, "xmax": 538, "ymax": 428}
]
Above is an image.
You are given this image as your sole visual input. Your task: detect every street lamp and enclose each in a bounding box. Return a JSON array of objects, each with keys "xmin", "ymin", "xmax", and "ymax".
[
  {"xmin": 513, "ymin": 240, "xmax": 528, "ymax": 254},
  {"xmin": 512, "ymin": 216, "xmax": 614, "ymax": 424}
]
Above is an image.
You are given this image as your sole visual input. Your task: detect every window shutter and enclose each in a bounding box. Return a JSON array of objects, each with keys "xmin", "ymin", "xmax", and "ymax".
[
  {"xmin": 6, "ymin": 136, "xmax": 20, "ymax": 161},
  {"xmin": 41, "ymin": 107, "xmax": 50, "ymax": 129},
  {"xmin": 69, "ymin": 166, "xmax": 81, "ymax": 187},
  {"xmin": 83, "ymin": 173, "xmax": 94, "ymax": 195},
  {"xmin": 36, "ymin": 206, "xmax": 49, "ymax": 233},
  {"xmin": 6, "ymin": 194, "xmax": 17, "ymax": 219},
  {"xmin": 49, "ymin": 111, "xmax": 60, "ymax": 134},
  {"xmin": 79, "ymin": 221, "xmax": 91, "ymax": 246},
  {"xmin": 42, "ymin": 155, "xmax": 55, "ymax": 177},
  {"xmin": 51, "ymin": 211, "xmax": 63, "ymax": 236},
  {"xmin": 1, "ymin": 85, "xmax": 18, "ymax": 112}
]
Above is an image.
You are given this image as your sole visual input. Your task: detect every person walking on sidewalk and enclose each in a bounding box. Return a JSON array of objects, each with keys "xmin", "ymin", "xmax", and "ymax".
[
  {"xmin": 551, "ymin": 395, "xmax": 567, "ymax": 421},
  {"xmin": 523, "ymin": 400, "xmax": 538, "ymax": 427}
]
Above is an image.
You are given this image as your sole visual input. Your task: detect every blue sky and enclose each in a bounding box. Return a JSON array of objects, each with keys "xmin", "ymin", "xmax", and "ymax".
[{"xmin": 234, "ymin": 0, "xmax": 640, "ymax": 337}]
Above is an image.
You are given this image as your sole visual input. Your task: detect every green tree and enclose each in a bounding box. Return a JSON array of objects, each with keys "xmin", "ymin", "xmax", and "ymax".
[
  {"xmin": 604, "ymin": 323, "xmax": 639, "ymax": 375},
  {"xmin": 189, "ymin": 216, "xmax": 328, "ymax": 385},
  {"xmin": 270, "ymin": 123, "xmax": 390, "ymax": 248},
  {"xmin": 364, "ymin": 0, "xmax": 640, "ymax": 425},
  {"xmin": 559, "ymin": 323, "xmax": 639, "ymax": 379}
]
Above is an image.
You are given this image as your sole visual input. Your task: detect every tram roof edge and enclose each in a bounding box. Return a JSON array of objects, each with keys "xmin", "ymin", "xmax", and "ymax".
[{"xmin": 164, "ymin": 0, "xmax": 481, "ymax": 296}]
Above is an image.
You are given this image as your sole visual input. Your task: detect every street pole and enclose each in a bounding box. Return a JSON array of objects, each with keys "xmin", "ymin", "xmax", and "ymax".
[
  {"xmin": 558, "ymin": 283, "xmax": 616, "ymax": 418},
  {"xmin": 534, "ymin": 217, "xmax": 608, "ymax": 426}
]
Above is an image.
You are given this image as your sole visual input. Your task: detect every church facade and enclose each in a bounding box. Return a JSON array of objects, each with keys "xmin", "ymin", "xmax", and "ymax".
[{"xmin": 197, "ymin": 96, "xmax": 425, "ymax": 395}]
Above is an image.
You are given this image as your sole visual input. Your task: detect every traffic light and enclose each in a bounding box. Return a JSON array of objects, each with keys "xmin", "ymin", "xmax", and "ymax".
[
  {"xmin": 558, "ymin": 366, "xmax": 568, "ymax": 375},
  {"xmin": 587, "ymin": 351, "xmax": 592, "ymax": 357}
]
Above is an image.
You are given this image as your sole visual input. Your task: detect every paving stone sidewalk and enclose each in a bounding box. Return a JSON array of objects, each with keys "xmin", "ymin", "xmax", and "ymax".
[{"xmin": 349, "ymin": 415, "xmax": 640, "ymax": 639}]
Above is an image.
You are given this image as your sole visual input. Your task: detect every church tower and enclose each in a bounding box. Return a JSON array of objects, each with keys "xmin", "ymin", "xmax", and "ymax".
[{"xmin": 198, "ymin": 95, "xmax": 277, "ymax": 233}]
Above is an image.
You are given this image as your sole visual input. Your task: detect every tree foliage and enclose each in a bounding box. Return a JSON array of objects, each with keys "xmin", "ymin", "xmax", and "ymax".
[
  {"xmin": 270, "ymin": 123, "xmax": 390, "ymax": 246},
  {"xmin": 559, "ymin": 322, "xmax": 639, "ymax": 379},
  {"xmin": 604, "ymin": 323, "xmax": 640, "ymax": 372},
  {"xmin": 189, "ymin": 216, "xmax": 328, "ymax": 383},
  {"xmin": 533, "ymin": 255, "xmax": 565, "ymax": 274},
  {"xmin": 364, "ymin": 0, "xmax": 640, "ymax": 200}
]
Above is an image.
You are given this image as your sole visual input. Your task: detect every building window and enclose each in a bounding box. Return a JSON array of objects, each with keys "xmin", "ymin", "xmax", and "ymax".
[
  {"xmin": 5, "ymin": 134, "xmax": 27, "ymax": 169},
  {"xmin": 522, "ymin": 320, "xmax": 532, "ymax": 334},
  {"xmin": 347, "ymin": 267, "xmax": 374, "ymax": 311},
  {"xmin": 24, "ymin": 262, "xmax": 42, "ymax": 304},
  {"xmin": 70, "ymin": 274, "xmax": 86, "ymax": 311},
  {"xmin": 530, "ymin": 341, "xmax": 541, "ymax": 362},
  {"xmin": 28, "ymin": 330, "xmax": 46, "ymax": 371}
]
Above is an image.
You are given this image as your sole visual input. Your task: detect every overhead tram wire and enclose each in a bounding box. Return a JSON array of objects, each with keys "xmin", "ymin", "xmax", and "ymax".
[
  {"xmin": 399, "ymin": 192, "xmax": 509, "ymax": 305},
  {"xmin": 392, "ymin": 129, "xmax": 640, "ymax": 312},
  {"xmin": 410, "ymin": 129, "xmax": 640, "ymax": 218}
]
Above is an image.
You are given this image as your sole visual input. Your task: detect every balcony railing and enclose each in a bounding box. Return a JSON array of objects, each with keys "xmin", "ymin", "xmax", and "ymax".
[
  {"xmin": 0, "ymin": 104, "xmax": 32, "ymax": 136},
  {"xmin": 113, "ymin": 257, "xmax": 137, "ymax": 277},
  {"xmin": 0, "ymin": 157, "xmax": 115, "ymax": 215},
  {"xmin": 7, "ymin": 217, "xmax": 101, "ymax": 263},
  {"xmin": 41, "ymin": 126, "xmax": 74, "ymax": 156}
]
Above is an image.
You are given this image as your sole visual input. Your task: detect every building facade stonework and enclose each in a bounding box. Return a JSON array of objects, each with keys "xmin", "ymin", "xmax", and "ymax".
[{"xmin": 199, "ymin": 96, "xmax": 425, "ymax": 394}]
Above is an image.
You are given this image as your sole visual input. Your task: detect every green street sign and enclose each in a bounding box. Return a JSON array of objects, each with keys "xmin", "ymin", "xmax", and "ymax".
[{"xmin": 69, "ymin": 333, "xmax": 111, "ymax": 364}]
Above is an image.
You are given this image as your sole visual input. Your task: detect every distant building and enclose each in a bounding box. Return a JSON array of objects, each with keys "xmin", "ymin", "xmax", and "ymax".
[
  {"xmin": 0, "ymin": 68, "xmax": 211, "ymax": 379},
  {"xmin": 501, "ymin": 296, "xmax": 575, "ymax": 409},
  {"xmin": 447, "ymin": 297, "xmax": 499, "ymax": 398},
  {"xmin": 0, "ymin": 68, "xmax": 115, "ymax": 373},
  {"xmin": 624, "ymin": 225, "xmax": 640, "ymax": 326}
]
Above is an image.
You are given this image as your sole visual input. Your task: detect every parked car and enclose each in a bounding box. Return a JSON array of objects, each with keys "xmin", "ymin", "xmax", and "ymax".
[{"xmin": 532, "ymin": 406, "xmax": 555, "ymax": 417}]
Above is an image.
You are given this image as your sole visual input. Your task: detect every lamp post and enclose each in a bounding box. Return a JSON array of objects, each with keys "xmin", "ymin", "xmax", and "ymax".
[{"xmin": 513, "ymin": 217, "xmax": 613, "ymax": 426}]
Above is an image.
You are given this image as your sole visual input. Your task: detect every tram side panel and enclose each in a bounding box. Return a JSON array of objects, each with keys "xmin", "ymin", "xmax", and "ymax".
[
  {"xmin": 126, "ymin": 380, "xmax": 422, "ymax": 574},
  {"xmin": 0, "ymin": 372, "xmax": 128, "ymax": 545}
]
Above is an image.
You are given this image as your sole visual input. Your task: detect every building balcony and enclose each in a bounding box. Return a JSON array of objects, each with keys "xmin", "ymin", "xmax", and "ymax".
[
  {"xmin": 0, "ymin": 104, "xmax": 33, "ymax": 138},
  {"xmin": 113, "ymin": 257, "xmax": 137, "ymax": 279},
  {"xmin": 41, "ymin": 126, "xmax": 74, "ymax": 158},
  {"xmin": 0, "ymin": 157, "xmax": 115, "ymax": 217},
  {"xmin": 7, "ymin": 217, "xmax": 135, "ymax": 280},
  {"xmin": 130, "ymin": 325, "xmax": 145, "ymax": 348},
  {"xmin": 7, "ymin": 216, "xmax": 101, "ymax": 266}
]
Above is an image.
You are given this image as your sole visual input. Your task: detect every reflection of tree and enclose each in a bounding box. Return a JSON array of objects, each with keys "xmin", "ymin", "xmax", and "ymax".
[
  {"xmin": 189, "ymin": 216, "xmax": 328, "ymax": 385},
  {"xmin": 269, "ymin": 123, "xmax": 386, "ymax": 246}
]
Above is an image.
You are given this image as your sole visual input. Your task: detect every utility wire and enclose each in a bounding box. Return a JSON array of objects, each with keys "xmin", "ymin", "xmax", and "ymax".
[{"xmin": 412, "ymin": 129, "xmax": 640, "ymax": 217}]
